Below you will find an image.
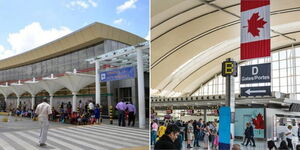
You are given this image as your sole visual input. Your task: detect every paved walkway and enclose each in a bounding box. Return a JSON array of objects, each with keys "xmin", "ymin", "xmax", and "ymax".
[
  {"xmin": 0, "ymin": 121, "xmax": 149, "ymax": 150},
  {"xmin": 0, "ymin": 115, "xmax": 72, "ymax": 132},
  {"xmin": 151, "ymin": 139, "xmax": 269, "ymax": 150},
  {"xmin": 0, "ymin": 115, "xmax": 149, "ymax": 150}
]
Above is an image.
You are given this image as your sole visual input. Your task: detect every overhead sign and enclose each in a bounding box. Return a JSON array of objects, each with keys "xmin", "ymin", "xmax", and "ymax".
[
  {"xmin": 100, "ymin": 66, "xmax": 136, "ymax": 82},
  {"xmin": 222, "ymin": 60, "xmax": 238, "ymax": 77},
  {"xmin": 241, "ymin": 0, "xmax": 270, "ymax": 60},
  {"xmin": 241, "ymin": 86, "xmax": 271, "ymax": 96},
  {"xmin": 240, "ymin": 63, "xmax": 271, "ymax": 84}
]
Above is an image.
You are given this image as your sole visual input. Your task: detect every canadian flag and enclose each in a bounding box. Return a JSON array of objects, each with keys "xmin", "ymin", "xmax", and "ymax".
[{"xmin": 241, "ymin": 0, "xmax": 270, "ymax": 60}]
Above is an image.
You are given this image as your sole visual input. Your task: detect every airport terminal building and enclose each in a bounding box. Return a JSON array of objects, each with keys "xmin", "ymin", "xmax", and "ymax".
[
  {"xmin": 0, "ymin": 22, "xmax": 149, "ymax": 117},
  {"xmin": 151, "ymin": 0, "xmax": 300, "ymax": 141}
]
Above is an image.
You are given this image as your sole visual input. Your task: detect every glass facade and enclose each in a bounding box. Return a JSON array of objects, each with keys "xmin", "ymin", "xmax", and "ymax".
[
  {"xmin": 192, "ymin": 46, "xmax": 300, "ymax": 99},
  {"xmin": 0, "ymin": 40, "xmax": 128, "ymax": 82}
]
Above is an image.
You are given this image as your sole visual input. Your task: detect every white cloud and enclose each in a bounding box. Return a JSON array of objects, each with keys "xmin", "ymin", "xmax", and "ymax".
[
  {"xmin": 145, "ymin": 31, "xmax": 150, "ymax": 40},
  {"xmin": 67, "ymin": 0, "xmax": 98, "ymax": 9},
  {"xmin": 0, "ymin": 45, "xmax": 16, "ymax": 60},
  {"xmin": 0, "ymin": 22, "xmax": 72, "ymax": 60},
  {"xmin": 114, "ymin": 18, "xmax": 125, "ymax": 25},
  {"xmin": 113, "ymin": 18, "xmax": 131, "ymax": 26},
  {"xmin": 88, "ymin": 0, "xmax": 97, "ymax": 7},
  {"xmin": 116, "ymin": 0, "xmax": 138, "ymax": 14},
  {"xmin": 69, "ymin": 1, "xmax": 89, "ymax": 8}
]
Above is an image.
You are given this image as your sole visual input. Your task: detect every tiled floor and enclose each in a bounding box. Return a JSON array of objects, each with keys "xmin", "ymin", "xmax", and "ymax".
[{"xmin": 151, "ymin": 139, "xmax": 269, "ymax": 150}]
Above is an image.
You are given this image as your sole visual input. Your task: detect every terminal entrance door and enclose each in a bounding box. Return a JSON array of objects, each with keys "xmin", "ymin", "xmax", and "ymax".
[
  {"xmin": 119, "ymin": 87, "xmax": 132, "ymax": 102},
  {"xmin": 0, "ymin": 99, "xmax": 5, "ymax": 112}
]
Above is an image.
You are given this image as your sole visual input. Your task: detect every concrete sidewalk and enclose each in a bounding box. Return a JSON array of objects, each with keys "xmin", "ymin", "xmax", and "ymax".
[{"xmin": 0, "ymin": 115, "xmax": 149, "ymax": 132}]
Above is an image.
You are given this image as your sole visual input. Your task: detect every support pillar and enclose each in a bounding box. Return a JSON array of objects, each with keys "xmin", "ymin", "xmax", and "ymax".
[
  {"xmin": 137, "ymin": 48, "xmax": 145, "ymax": 128},
  {"xmin": 204, "ymin": 109, "xmax": 207, "ymax": 122},
  {"xmin": 4, "ymin": 96, "xmax": 7, "ymax": 103},
  {"xmin": 49, "ymin": 93, "xmax": 54, "ymax": 108},
  {"xmin": 225, "ymin": 59, "xmax": 235, "ymax": 140},
  {"xmin": 107, "ymin": 81, "xmax": 112, "ymax": 114},
  {"xmin": 4, "ymin": 96, "xmax": 7, "ymax": 111},
  {"xmin": 16, "ymin": 96, "xmax": 20, "ymax": 109},
  {"xmin": 131, "ymin": 79, "xmax": 137, "ymax": 106},
  {"xmin": 72, "ymin": 92, "xmax": 77, "ymax": 112},
  {"xmin": 95, "ymin": 61, "xmax": 101, "ymax": 105},
  {"xmin": 31, "ymin": 95, "xmax": 35, "ymax": 110},
  {"xmin": 230, "ymin": 75, "xmax": 235, "ymax": 138}
]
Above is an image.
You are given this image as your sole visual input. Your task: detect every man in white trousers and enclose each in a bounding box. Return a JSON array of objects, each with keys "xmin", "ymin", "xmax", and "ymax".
[{"xmin": 35, "ymin": 97, "xmax": 52, "ymax": 147}]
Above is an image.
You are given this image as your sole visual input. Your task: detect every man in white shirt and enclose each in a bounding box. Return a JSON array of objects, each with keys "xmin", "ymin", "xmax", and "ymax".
[
  {"xmin": 88, "ymin": 100, "xmax": 95, "ymax": 115},
  {"xmin": 35, "ymin": 97, "xmax": 52, "ymax": 147},
  {"xmin": 285, "ymin": 125, "xmax": 294, "ymax": 150}
]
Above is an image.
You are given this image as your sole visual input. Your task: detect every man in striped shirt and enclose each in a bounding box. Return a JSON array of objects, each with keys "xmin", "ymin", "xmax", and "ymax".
[
  {"xmin": 126, "ymin": 101, "xmax": 136, "ymax": 127},
  {"xmin": 35, "ymin": 97, "xmax": 52, "ymax": 147},
  {"xmin": 116, "ymin": 100, "xmax": 127, "ymax": 126}
]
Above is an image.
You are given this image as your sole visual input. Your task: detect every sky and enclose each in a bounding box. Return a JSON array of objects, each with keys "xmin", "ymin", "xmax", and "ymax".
[{"xmin": 0, "ymin": 0, "xmax": 149, "ymax": 60}]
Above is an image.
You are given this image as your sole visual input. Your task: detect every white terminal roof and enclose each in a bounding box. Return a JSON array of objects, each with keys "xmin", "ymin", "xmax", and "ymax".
[
  {"xmin": 151, "ymin": 0, "xmax": 300, "ymax": 97},
  {"xmin": 0, "ymin": 72, "xmax": 95, "ymax": 98},
  {"xmin": 86, "ymin": 41, "xmax": 149, "ymax": 72}
]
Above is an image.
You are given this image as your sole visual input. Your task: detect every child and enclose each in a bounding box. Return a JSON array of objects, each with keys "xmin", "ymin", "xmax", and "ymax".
[{"xmin": 213, "ymin": 132, "xmax": 219, "ymax": 150}]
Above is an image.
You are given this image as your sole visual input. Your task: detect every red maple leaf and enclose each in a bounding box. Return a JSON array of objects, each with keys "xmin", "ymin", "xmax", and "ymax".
[
  {"xmin": 252, "ymin": 113, "xmax": 264, "ymax": 129},
  {"xmin": 247, "ymin": 12, "xmax": 266, "ymax": 37}
]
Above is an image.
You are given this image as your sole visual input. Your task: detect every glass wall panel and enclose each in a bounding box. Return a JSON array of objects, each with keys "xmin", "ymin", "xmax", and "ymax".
[{"xmin": 0, "ymin": 40, "xmax": 129, "ymax": 81}]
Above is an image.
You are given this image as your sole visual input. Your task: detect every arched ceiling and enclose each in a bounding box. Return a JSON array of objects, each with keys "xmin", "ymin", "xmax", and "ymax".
[{"xmin": 151, "ymin": 0, "xmax": 300, "ymax": 97}]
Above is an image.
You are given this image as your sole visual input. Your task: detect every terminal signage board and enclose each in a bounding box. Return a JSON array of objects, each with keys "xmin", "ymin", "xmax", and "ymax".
[
  {"xmin": 241, "ymin": 86, "xmax": 271, "ymax": 97},
  {"xmin": 240, "ymin": 63, "xmax": 271, "ymax": 84},
  {"xmin": 100, "ymin": 66, "xmax": 136, "ymax": 82}
]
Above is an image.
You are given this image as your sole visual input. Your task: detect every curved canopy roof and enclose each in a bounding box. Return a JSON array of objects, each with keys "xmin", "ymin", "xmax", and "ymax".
[
  {"xmin": 0, "ymin": 22, "xmax": 146, "ymax": 70},
  {"xmin": 151, "ymin": 0, "xmax": 300, "ymax": 97}
]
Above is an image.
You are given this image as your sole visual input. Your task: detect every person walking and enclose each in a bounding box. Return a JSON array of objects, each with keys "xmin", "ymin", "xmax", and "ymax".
[
  {"xmin": 151, "ymin": 120, "xmax": 158, "ymax": 145},
  {"xmin": 245, "ymin": 123, "xmax": 256, "ymax": 147},
  {"xmin": 78, "ymin": 100, "xmax": 83, "ymax": 114},
  {"xmin": 157, "ymin": 122, "xmax": 167, "ymax": 140},
  {"xmin": 35, "ymin": 97, "xmax": 52, "ymax": 147},
  {"xmin": 193, "ymin": 119, "xmax": 201, "ymax": 147},
  {"xmin": 286, "ymin": 125, "xmax": 294, "ymax": 150},
  {"xmin": 88, "ymin": 100, "xmax": 95, "ymax": 115},
  {"xmin": 66, "ymin": 101, "xmax": 72, "ymax": 114},
  {"xmin": 116, "ymin": 100, "xmax": 127, "ymax": 126},
  {"xmin": 203, "ymin": 122, "xmax": 211, "ymax": 149},
  {"xmin": 126, "ymin": 101, "xmax": 136, "ymax": 127},
  {"xmin": 94, "ymin": 104, "xmax": 100, "ymax": 124},
  {"xmin": 298, "ymin": 123, "xmax": 300, "ymax": 141},
  {"xmin": 187, "ymin": 120, "xmax": 194, "ymax": 148},
  {"xmin": 241, "ymin": 123, "xmax": 249, "ymax": 146},
  {"xmin": 210, "ymin": 122, "xmax": 218, "ymax": 149}
]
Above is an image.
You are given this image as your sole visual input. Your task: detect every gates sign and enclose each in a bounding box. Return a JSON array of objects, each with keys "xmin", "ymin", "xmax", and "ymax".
[
  {"xmin": 240, "ymin": 63, "xmax": 271, "ymax": 84},
  {"xmin": 100, "ymin": 66, "xmax": 136, "ymax": 82}
]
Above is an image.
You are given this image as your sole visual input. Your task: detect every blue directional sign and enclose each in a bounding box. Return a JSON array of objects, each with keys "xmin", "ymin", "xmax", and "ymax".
[
  {"xmin": 100, "ymin": 66, "xmax": 136, "ymax": 82},
  {"xmin": 241, "ymin": 86, "xmax": 271, "ymax": 96},
  {"xmin": 240, "ymin": 63, "xmax": 271, "ymax": 84}
]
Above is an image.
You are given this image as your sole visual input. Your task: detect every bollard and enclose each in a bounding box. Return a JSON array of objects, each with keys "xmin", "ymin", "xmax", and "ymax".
[
  {"xmin": 100, "ymin": 105, "xmax": 103, "ymax": 123},
  {"xmin": 109, "ymin": 106, "xmax": 113, "ymax": 124}
]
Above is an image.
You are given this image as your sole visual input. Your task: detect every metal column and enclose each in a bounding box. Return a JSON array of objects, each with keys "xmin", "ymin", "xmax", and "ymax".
[
  {"xmin": 16, "ymin": 96, "xmax": 20, "ymax": 108},
  {"xmin": 107, "ymin": 81, "xmax": 112, "ymax": 115},
  {"xmin": 204, "ymin": 109, "xmax": 207, "ymax": 122},
  {"xmin": 72, "ymin": 92, "xmax": 77, "ymax": 112},
  {"xmin": 31, "ymin": 96, "xmax": 35, "ymax": 110},
  {"xmin": 95, "ymin": 61, "xmax": 101, "ymax": 105},
  {"xmin": 225, "ymin": 58, "xmax": 235, "ymax": 139},
  {"xmin": 137, "ymin": 49, "xmax": 145, "ymax": 129},
  {"xmin": 49, "ymin": 93, "xmax": 54, "ymax": 108}
]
